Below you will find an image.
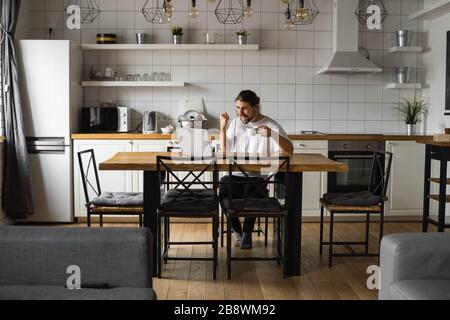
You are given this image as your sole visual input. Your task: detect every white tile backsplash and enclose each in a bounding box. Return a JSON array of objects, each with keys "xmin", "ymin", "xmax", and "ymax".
[{"xmin": 24, "ymin": 0, "xmax": 421, "ymax": 133}]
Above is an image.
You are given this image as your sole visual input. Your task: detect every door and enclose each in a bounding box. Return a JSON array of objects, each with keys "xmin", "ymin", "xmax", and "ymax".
[
  {"xmin": 293, "ymin": 141, "xmax": 328, "ymax": 217},
  {"xmin": 26, "ymin": 143, "xmax": 72, "ymax": 222},
  {"xmin": 73, "ymin": 140, "xmax": 133, "ymax": 217},
  {"xmin": 386, "ymin": 141, "xmax": 425, "ymax": 217},
  {"xmin": 17, "ymin": 40, "xmax": 71, "ymax": 143}
]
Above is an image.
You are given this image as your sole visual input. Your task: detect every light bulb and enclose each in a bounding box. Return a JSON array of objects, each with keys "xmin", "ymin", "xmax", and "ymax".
[
  {"xmin": 244, "ymin": 6, "xmax": 253, "ymax": 17},
  {"xmin": 296, "ymin": 8, "xmax": 309, "ymax": 22},
  {"xmin": 164, "ymin": 2, "xmax": 173, "ymax": 16},
  {"xmin": 189, "ymin": 7, "xmax": 199, "ymax": 18},
  {"xmin": 284, "ymin": 19, "xmax": 294, "ymax": 30}
]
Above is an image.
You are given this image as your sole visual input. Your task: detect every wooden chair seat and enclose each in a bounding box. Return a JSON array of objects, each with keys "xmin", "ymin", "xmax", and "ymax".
[{"xmin": 319, "ymin": 198, "xmax": 381, "ymax": 213}]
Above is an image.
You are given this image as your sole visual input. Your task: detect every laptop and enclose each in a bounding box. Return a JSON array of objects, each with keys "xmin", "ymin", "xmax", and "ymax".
[{"xmin": 176, "ymin": 128, "xmax": 212, "ymax": 158}]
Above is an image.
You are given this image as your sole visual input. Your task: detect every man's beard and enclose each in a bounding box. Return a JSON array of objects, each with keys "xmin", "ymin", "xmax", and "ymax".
[{"xmin": 240, "ymin": 114, "xmax": 253, "ymax": 124}]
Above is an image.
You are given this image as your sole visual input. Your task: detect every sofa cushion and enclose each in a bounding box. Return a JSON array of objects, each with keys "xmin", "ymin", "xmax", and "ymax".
[
  {"xmin": 0, "ymin": 285, "xmax": 156, "ymax": 300},
  {"xmin": 322, "ymin": 191, "xmax": 382, "ymax": 206},
  {"xmin": 92, "ymin": 192, "xmax": 143, "ymax": 207},
  {"xmin": 0, "ymin": 227, "xmax": 152, "ymax": 288},
  {"xmin": 390, "ymin": 280, "xmax": 450, "ymax": 300}
]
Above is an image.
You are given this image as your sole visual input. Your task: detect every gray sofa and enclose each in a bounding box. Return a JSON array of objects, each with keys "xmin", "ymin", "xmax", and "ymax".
[
  {"xmin": 380, "ymin": 233, "xmax": 450, "ymax": 300},
  {"xmin": 0, "ymin": 226, "xmax": 156, "ymax": 300}
]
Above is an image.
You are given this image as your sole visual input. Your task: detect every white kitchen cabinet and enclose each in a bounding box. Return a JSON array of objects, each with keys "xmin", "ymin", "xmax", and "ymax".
[
  {"xmin": 385, "ymin": 141, "xmax": 425, "ymax": 216},
  {"xmin": 132, "ymin": 140, "xmax": 168, "ymax": 192},
  {"xmin": 293, "ymin": 140, "xmax": 328, "ymax": 217},
  {"xmin": 73, "ymin": 140, "xmax": 134, "ymax": 217}
]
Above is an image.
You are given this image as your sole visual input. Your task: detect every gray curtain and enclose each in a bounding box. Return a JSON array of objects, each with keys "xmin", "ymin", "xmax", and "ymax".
[{"xmin": 1, "ymin": 0, "xmax": 34, "ymax": 219}]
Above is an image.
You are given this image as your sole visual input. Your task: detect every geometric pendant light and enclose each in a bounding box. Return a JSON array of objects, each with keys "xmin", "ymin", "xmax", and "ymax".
[
  {"xmin": 65, "ymin": 0, "xmax": 101, "ymax": 24},
  {"xmin": 355, "ymin": 0, "xmax": 388, "ymax": 25},
  {"xmin": 142, "ymin": 0, "xmax": 173, "ymax": 24},
  {"xmin": 214, "ymin": 0, "xmax": 245, "ymax": 24},
  {"xmin": 287, "ymin": 0, "xmax": 319, "ymax": 25}
]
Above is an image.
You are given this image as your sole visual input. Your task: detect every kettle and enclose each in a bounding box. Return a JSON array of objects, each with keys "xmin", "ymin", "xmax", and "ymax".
[{"xmin": 143, "ymin": 111, "xmax": 157, "ymax": 133}]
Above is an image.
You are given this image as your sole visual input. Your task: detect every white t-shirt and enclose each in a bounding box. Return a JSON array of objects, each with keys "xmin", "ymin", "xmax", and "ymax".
[{"xmin": 225, "ymin": 116, "xmax": 290, "ymax": 154}]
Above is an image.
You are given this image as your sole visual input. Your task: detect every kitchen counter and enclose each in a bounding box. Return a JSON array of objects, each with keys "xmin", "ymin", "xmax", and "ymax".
[{"xmin": 71, "ymin": 133, "xmax": 432, "ymax": 141}]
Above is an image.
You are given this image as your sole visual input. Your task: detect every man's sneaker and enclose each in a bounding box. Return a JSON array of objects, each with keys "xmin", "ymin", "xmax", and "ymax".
[
  {"xmin": 233, "ymin": 231, "xmax": 243, "ymax": 247},
  {"xmin": 240, "ymin": 232, "xmax": 252, "ymax": 249}
]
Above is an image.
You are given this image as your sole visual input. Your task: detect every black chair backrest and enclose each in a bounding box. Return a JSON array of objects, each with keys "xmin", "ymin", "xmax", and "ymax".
[
  {"xmin": 156, "ymin": 156, "xmax": 218, "ymax": 211},
  {"xmin": 225, "ymin": 156, "xmax": 290, "ymax": 211},
  {"xmin": 78, "ymin": 149, "xmax": 102, "ymax": 205},
  {"xmin": 368, "ymin": 151, "xmax": 393, "ymax": 200}
]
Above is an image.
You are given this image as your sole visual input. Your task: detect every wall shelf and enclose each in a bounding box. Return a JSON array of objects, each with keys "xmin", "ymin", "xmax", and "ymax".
[
  {"xmin": 81, "ymin": 44, "xmax": 260, "ymax": 51},
  {"xmin": 388, "ymin": 46, "xmax": 423, "ymax": 53},
  {"xmin": 387, "ymin": 83, "xmax": 422, "ymax": 89},
  {"xmin": 81, "ymin": 81, "xmax": 186, "ymax": 87},
  {"xmin": 410, "ymin": 0, "xmax": 450, "ymax": 20}
]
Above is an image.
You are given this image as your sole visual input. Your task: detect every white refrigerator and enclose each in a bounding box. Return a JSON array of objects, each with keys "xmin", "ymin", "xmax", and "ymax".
[{"xmin": 17, "ymin": 40, "xmax": 82, "ymax": 222}]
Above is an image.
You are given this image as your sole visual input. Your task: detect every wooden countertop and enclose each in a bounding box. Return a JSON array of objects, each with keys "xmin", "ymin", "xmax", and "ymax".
[
  {"xmin": 99, "ymin": 152, "xmax": 348, "ymax": 173},
  {"xmin": 72, "ymin": 133, "xmax": 432, "ymax": 141},
  {"xmin": 416, "ymin": 140, "xmax": 450, "ymax": 147}
]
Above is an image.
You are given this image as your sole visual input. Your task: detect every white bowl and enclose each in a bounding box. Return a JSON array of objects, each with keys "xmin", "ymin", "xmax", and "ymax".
[{"xmin": 161, "ymin": 128, "xmax": 174, "ymax": 134}]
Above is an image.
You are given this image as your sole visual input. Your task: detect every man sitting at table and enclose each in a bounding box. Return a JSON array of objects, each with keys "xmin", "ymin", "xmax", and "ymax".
[{"xmin": 219, "ymin": 90, "xmax": 293, "ymax": 249}]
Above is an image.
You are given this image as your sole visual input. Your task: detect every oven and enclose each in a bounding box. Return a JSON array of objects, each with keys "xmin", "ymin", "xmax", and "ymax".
[{"xmin": 328, "ymin": 140, "xmax": 385, "ymax": 194}]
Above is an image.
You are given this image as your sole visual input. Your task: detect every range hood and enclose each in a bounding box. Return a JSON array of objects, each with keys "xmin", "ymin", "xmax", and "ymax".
[{"xmin": 317, "ymin": 0, "xmax": 382, "ymax": 74}]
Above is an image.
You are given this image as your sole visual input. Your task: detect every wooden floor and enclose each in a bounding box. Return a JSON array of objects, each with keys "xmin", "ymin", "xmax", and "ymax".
[{"xmin": 68, "ymin": 221, "xmax": 423, "ymax": 300}]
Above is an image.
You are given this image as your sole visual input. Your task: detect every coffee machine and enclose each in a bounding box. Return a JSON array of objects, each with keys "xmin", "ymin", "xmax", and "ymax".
[{"xmin": 143, "ymin": 111, "xmax": 157, "ymax": 133}]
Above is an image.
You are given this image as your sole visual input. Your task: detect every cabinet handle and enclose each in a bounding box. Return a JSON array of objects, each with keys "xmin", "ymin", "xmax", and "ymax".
[{"xmin": 298, "ymin": 143, "xmax": 307, "ymax": 148}]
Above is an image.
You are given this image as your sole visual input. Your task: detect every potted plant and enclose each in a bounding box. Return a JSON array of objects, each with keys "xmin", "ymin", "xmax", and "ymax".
[
  {"xmin": 172, "ymin": 26, "xmax": 184, "ymax": 44},
  {"xmin": 235, "ymin": 30, "xmax": 250, "ymax": 45},
  {"xmin": 394, "ymin": 96, "xmax": 428, "ymax": 135}
]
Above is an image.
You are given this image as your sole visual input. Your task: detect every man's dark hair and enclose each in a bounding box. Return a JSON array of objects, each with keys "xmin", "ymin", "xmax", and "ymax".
[{"xmin": 236, "ymin": 90, "xmax": 260, "ymax": 108}]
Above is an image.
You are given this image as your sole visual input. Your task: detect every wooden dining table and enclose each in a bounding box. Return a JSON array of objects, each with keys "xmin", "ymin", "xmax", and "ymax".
[{"xmin": 99, "ymin": 152, "xmax": 347, "ymax": 277}]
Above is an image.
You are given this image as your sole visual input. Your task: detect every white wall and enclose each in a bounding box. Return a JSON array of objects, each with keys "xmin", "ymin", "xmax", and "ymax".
[
  {"xmin": 16, "ymin": 0, "xmax": 30, "ymax": 40},
  {"xmin": 24, "ymin": 0, "xmax": 423, "ymax": 134},
  {"xmin": 422, "ymin": 12, "xmax": 450, "ymax": 133}
]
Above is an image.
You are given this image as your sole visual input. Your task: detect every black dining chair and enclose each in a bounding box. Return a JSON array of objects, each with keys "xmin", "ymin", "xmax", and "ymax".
[
  {"xmin": 319, "ymin": 151, "xmax": 393, "ymax": 267},
  {"xmin": 77, "ymin": 149, "xmax": 143, "ymax": 227},
  {"xmin": 156, "ymin": 155, "xmax": 219, "ymax": 279},
  {"xmin": 220, "ymin": 156, "xmax": 290, "ymax": 279}
]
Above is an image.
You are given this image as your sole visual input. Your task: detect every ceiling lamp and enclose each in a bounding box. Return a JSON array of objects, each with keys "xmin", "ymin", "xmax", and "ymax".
[
  {"xmin": 214, "ymin": 0, "xmax": 246, "ymax": 24},
  {"xmin": 355, "ymin": 0, "xmax": 388, "ymax": 25},
  {"xmin": 283, "ymin": 5, "xmax": 295, "ymax": 31},
  {"xmin": 65, "ymin": 0, "xmax": 101, "ymax": 24},
  {"xmin": 287, "ymin": 0, "xmax": 319, "ymax": 25},
  {"xmin": 189, "ymin": 0, "xmax": 199, "ymax": 18},
  {"xmin": 142, "ymin": 0, "xmax": 173, "ymax": 24},
  {"xmin": 243, "ymin": 0, "xmax": 253, "ymax": 17}
]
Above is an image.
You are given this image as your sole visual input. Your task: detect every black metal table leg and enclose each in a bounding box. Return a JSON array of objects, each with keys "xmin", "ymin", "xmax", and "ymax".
[
  {"xmin": 285, "ymin": 172, "xmax": 303, "ymax": 277},
  {"xmin": 423, "ymin": 144, "xmax": 431, "ymax": 232},
  {"xmin": 438, "ymin": 158, "xmax": 447, "ymax": 232},
  {"xmin": 143, "ymin": 171, "xmax": 160, "ymax": 277}
]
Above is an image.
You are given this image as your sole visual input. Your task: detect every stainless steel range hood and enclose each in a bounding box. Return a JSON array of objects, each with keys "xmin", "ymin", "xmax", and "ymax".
[{"xmin": 317, "ymin": 0, "xmax": 382, "ymax": 74}]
